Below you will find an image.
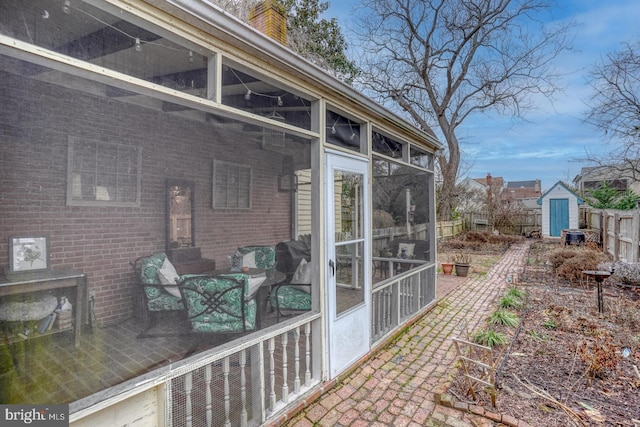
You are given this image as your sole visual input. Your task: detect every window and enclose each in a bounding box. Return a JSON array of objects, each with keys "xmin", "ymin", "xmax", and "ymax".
[
  {"xmin": 213, "ymin": 160, "xmax": 252, "ymax": 209},
  {"xmin": 67, "ymin": 139, "xmax": 141, "ymax": 207}
]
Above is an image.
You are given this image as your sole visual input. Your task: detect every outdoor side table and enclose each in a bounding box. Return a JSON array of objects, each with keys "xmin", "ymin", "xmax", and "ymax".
[{"xmin": 0, "ymin": 270, "xmax": 87, "ymax": 347}]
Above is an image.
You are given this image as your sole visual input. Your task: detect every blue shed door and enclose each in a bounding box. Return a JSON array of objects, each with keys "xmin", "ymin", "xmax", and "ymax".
[{"xmin": 550, "ymin": 198, "xmax": 569, "ymax": 237}]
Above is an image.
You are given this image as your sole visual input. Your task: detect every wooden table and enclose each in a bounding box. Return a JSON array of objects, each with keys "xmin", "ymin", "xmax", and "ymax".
[{"xmin": 0, "ymin": 270, "xmax": 87, "ymax": 347}]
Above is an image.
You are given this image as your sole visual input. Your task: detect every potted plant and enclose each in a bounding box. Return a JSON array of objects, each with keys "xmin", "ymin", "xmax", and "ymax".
[
  {"xmin": 453, "ymin": 253, "xmax": 472, "ymax": 277},
  {"xmin": 441, "ymin": 262, "xmax": 454, "ymax": 275},
  {"xmin": 441, "ymin": 258, "xmax": 454, "ymax": 275}
]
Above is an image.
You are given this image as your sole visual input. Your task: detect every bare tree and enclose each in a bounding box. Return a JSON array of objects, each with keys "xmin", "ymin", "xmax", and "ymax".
[
  {"xmin": 583, "ymin": 40, "xmax": 640, "ymax": 181},
  {"xmin": 353, "ymin": 0, "xmax": 573, "ymax": 220}
]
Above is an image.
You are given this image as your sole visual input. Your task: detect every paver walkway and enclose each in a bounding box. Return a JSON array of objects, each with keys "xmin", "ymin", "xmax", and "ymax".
[{"xmin": 280, "ymin": 241, "xmax": 532, "ymax": 427}]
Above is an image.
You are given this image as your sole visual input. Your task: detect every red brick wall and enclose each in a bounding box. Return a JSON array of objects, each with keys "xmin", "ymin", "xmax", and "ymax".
[{"xmin": 0, "ymin": 71, "xmax": 294, "ymax": 324}]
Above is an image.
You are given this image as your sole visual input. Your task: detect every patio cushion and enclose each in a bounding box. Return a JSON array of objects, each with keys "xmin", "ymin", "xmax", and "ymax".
[
  {"xmin": 290, "ymin": 258, "xmax": 312, "ymax": 284},
  {"xmin": 397, "ymin": 243, "xmax": 415, "ymax": 259},
  {"xmin": 138, "ymin": 252, "xmax": 184, "ymax": 311},
  {"xmin": 270, "ymin": 285, "xmax": 311, "ymax": 311},
  {"xmin": 145, "ymin": 291, "xmax": 184, "ymax": 312},
  {"xmin": 157, "ymin": 257, "xmax": 181, "ymax": 298},
  {"xmin": 236, "ymin": 246, "xmax": 276, "ymax": 270},
  {"xmin": 181, "ymin": 274, "xmax": 256, "ymax": 333},
  {"xmin": 140, "ymin": 252, "xmax": 166, "ymax": 285}
]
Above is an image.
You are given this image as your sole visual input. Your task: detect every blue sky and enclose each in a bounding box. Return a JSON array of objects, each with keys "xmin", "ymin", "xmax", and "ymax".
[{"xmin": 325, "ymin": 0, "xmax": 640, "ymax": 190}]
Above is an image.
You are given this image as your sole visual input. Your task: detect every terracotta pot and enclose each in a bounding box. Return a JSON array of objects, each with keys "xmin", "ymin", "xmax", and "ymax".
[{"xmin": 441, "ymin": 262, "xmax": 454, "ymax": 275}]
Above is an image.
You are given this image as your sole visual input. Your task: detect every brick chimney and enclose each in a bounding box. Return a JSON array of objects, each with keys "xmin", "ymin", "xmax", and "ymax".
[{"xmin": 249, "ymin": 0, "xmax": 287, "ymax": 45}]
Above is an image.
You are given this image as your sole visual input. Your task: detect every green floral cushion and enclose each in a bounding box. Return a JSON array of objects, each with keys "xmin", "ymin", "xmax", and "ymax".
[
  {"xmin": 271, "ymin": 285, "xmax": 311, "ymax": 311},
  {"xmin": 237, "ymin": 246, "xmax": 276, "ymax": 270},
  {"xmin": 140, "ymin": 253, "xmax": 166, "ymax": 284},
  {"xmin": 180, "ymin": 274, "xmax": 256, "ymax": 333},
  {"xmin": 146, "ymin": 289, "xmax": 184, "ymax": 311},
  {"xmin": 139, "ymin": 253, "xmax": 184, "ymax": 311}
]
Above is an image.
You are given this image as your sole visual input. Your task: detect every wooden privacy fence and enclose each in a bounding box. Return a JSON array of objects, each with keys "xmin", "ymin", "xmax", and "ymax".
[
  {"xmin": 583, "ymin": 208, "xmax": 640, "ymax": 262},
  {"xmin": 436, "ymin": 219, "xmax": 464, "ymax": 240},
  {"xmin": 460, "ymin": 211, "xmax": 542, "ymax": 236}
]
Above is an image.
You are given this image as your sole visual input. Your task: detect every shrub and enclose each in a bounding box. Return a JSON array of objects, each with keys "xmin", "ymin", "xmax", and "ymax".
[
  {"xmin": 551, "ymin": 248, "xmax": 610, "ymax": 283},
  {"xmin": 598, "ymin": 262, "xmax": 640, "ymax": 286},
  {"xmin": 577, "ymin": 337, "xmax": 619, "ymax": 380},
  {"xmin": 548, "ymin": 248, "xmax": 579, "ymax": 270}
]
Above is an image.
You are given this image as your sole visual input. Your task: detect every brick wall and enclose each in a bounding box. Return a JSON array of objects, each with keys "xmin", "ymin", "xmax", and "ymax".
[{"xmin": 0, "ymin": 71, "xmax": 295, "ymax": 324}]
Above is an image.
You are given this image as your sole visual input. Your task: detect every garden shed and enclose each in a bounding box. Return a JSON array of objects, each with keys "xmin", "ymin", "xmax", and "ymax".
[{"xmin": 537, "ymin": 181, "xmax": 584, "ymax": 238}]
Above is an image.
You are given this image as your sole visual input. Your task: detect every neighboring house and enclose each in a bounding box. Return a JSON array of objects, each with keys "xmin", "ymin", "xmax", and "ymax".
[
  {"xmin": 573, "ymin": 165, "xmax": 640, "ymax": 195},
  {"xmin": 457, "ymin": 177, "xmax": 488, "ymax": 211},
  {"xmin": 0, "ymin": 1, "xmax": 440, "ymax": 426},
  {"xmin": 460, "ymin": 175, "xmax": 542, "ymax": 210},
  {"xmin": 537, "ymin": 181, "xmax": 585, "ymax": 238},
  {"xmin": 501, "ymin": 180, "xmax": 542, "ymax": 204},
  {"xmin": 473, "ymin": 173, "xmax": 505, "ymax": 194}
]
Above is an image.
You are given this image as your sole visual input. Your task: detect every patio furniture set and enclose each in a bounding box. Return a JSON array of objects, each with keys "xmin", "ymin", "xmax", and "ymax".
[{"xmin": 131, "ymin": 240, "xmax": 312, "ymax": 338}]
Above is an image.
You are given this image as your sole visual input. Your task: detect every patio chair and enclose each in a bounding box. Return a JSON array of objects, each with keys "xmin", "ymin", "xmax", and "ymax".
[
  {"xmin": 131, "ymin": 252, "xmax": 186, "ymax": 338},
  {"xmin": 178, "ymin": 273, "xmax": 256, "ymax": 334},
  {"xmin": 271, "ymin": 240, "xmax": 312, "ymax": 321},
  {"xmin": 388, "ymin": 238, "xmax": 430, "ymax": 274},
  {"xmin": 233, "ymin": 245, "xmax": 276, "ymax": 270}
]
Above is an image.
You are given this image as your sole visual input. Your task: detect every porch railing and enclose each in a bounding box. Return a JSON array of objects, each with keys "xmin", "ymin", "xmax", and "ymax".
[
  {"xmin": 371, "ymin": 264, "xmax": 437, "ymax": 343},
  {"xmin": 71, "ymin": 265, "xmax": 436, "ymax": 427},
  {"xmin": 70, "ymin": 315, "xmax": 321, "ymax": 427},
  {"xmin": 164, "ymin": 314, "xmax": 321, "ymax": 426}
]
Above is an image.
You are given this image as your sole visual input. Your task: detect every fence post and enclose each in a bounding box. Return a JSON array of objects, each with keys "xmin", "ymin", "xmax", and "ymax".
[
  {"xmin": 601, "ymin": 211, "xmax": 608, "ymax": 256},
  {"xmin": 614, "ymin": 213, "xmax": 620, "ymax": 262},
  {"xmin": 633, "ymin": 211, "xmax": 640, "ymax": 263}
]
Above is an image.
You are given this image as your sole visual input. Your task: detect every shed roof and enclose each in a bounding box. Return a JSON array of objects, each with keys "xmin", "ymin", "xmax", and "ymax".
[{"xmin": 537, "ymin": 181, "xmax": 584, "ymax": 205}]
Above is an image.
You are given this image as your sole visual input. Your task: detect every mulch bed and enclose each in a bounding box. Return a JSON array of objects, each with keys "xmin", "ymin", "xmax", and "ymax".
[{"xmin": 448, "ymin": 240, "xmax": 640, "ymax": 426}]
